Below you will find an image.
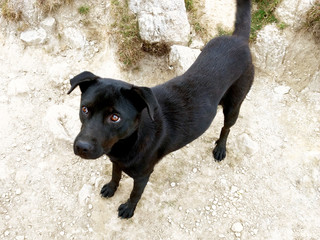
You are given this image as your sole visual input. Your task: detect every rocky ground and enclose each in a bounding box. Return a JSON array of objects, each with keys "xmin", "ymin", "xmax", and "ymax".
[{"xmin": 0, "ymin": 0, "xmax": 319, "ymax": 239}]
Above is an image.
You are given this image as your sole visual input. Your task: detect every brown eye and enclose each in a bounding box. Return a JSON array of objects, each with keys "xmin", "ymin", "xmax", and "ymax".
[
  {"xmin": 82, "ymin": 106, "xmax": 89, "ymax": 114},
  {"xmin": 110, "ymin": 114, "xmax": 121, "ymax": 122}
]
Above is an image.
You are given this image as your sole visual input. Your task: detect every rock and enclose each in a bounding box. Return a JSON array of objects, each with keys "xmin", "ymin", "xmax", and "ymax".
[
  {"xmin": 237, "ymin": 133, "xmax": 259, "ymax": 156},
  {"xmin": 252, "ymin": 24, "xmax": 288, "ymax": 75},
  {"xmin": 189, "ymin": 38, "xmax": 205, "ymax": 49},
  {"xmin": 63, "ymin": 27, "xmax": 86, "ymax": 49},
  {"xmin": 129, "ymin": 0, "xmax": 190, "ymax": 45},
  {"xmin": 43, "ymin": 105, "xmax": 79, "ymax": 143},
  {"xmin": 78, "ymin": 184, "xmax": 92, "ymax": 206},
  {"xmin": 40, "ymin": 17, "xmax": 56, "ymax": 33},
  {"xmin": 7, "ymin": 78, "xmax": 29, "ymax": 96},
  {"xmin": 231, "ymin": 222, "xmax": 243, "ymax": 232},
  {"xmin": 274, "ymin": 85, "xmax": 291, "ymax": 95},
  {"xmin": 20, "ymin": 28, "xmax": 47, "ymax": 45},
  {"xmin": 169, "ymin": 45, "xmax": 201, "ymax": 75},
  {"xmin": 276, "ymin": 0, "xmax": 313, "ymax": 28},
  {"xmin": 15, "ymin": 236, "xmax": 25, "ymax": 240}
]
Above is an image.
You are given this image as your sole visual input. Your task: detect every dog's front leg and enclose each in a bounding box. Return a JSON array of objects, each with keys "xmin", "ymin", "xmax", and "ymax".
[
  {"xmin": 118, "ymin": 175, "xmax": 150, "ymax": 219},
  {"xmin": 101, "ymin": 162, "xmax": 122, "ymax": 198}
]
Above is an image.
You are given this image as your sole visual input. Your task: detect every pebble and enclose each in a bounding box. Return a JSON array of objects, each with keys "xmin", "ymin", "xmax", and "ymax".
[
  {"xmin": 193, "ymin": 168, "xmax": 198, "ymax": 173},
  {"xmin": 231, "ymin": 222, "xmax": 244, "ymax": 232},
  {"xmin": 274, "ymin": 85, "xmax": 290, "ymax": 95},
  {"xmin": 16, "ymin": 188, "xmax": 22, "ymax": 195},
  {"xmin": 170, "ymin": 182, "xmax": 176, "ymax": 187},
  {"xmin": 78, "ymin": 184, "xmax": 92, "ymax": 206}
]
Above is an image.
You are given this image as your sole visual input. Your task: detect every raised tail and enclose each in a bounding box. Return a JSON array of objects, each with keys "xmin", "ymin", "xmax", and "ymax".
[{"xmin": 232, "ymin": 0, "xmax": 251, "ymax": 41}]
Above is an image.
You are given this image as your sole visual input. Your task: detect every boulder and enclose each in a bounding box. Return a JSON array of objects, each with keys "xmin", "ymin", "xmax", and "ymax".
[
  {"xmin": 169, "ymin": 45, "xmax": 201, "ymax": 75},
  {"xmin": 129, "ymin": 0, "xmax": 190, "ymax": 45}
]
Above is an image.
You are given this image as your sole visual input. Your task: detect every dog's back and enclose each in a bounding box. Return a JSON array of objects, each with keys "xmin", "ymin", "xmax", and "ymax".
[{"xmin": 152, "ymin": 0, "xmax": 253, "ymax": 157}]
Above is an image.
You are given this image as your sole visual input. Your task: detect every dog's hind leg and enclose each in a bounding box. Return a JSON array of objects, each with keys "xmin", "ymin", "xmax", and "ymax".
[{"xmin": 213, "ymin": 65, "xmax": 254, "ymax": 161}]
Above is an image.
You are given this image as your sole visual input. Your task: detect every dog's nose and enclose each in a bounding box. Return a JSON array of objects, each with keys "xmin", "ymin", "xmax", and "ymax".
[{"xmin": 75, "ymin": 140, "xmax": 94, "ymax": 156}]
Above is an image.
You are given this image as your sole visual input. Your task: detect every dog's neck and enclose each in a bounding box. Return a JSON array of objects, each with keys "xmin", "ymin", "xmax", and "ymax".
[{"xmin": 108, "ymin": 129, "xmax": 139, "ymax": 159}]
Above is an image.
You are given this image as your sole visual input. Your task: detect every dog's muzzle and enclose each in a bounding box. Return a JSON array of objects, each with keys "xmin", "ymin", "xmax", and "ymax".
[{"xmin": 74, "ymin": 139, "xmax": 103, "ymax": 159}]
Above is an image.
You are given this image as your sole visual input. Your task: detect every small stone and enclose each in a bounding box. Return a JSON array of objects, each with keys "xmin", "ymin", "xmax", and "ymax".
[
  {"xmin": 230, "ymin": 186, "xmax": 238, "ymax": 193},
  {"xmin": 25, "ymin": 145, "xmax": 32, "ymax": 151},
  {"xmin": 193, "ymin": 168, "xmax": 198, "ymax": 173},
  {"xmin": 274, "ymin": 85, "xmax": 290, "ymax": 95},
  {"xmin": 237, "ymin": 133, "xmax": 259, "ymax": 155},
  {"xmin": 7, "ymin": 78, "xmax": 29, "ymax": 96},
  {"xmin": 170, "ymin": 182, "xmax": 176, "ymax": 187},
  {"xmin": 231, "ymin": 222, "xmax": 243, "ymax": 232},
  {"xmin": 78, "ymin": 184, "xmax": 92, "ymax": 206},
  {"xmin": 16, "ymin": 188, "xmax": 22, "ymax": 195},
  {"xmin": 88, "ymin": 204, "xmax": 93, "ymax": 210},
  {"xmin": 40, "ymin": 17, "xmax": 56, "ymax": 32},
  {"xmin": 20, "ymin": 28, "xmax": 47, "ymax": 45}
]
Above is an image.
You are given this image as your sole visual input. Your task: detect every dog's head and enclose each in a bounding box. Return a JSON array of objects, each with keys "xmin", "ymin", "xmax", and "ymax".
[{"xmin": 67, "ymin": 71, "xmax": 158, "ymax": 159}]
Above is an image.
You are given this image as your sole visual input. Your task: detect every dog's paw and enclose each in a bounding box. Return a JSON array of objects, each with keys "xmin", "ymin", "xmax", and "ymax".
[
  {"xmin": 118, "ymin": 201, "xmax": 136, "ymax": 219},
  {"xmin": 213, "ymin": 145, "xmax": 226, "ymax": 162},
  {"xmin": 100, "ymin": 182, "xmax": 117, "ymax": 198}
]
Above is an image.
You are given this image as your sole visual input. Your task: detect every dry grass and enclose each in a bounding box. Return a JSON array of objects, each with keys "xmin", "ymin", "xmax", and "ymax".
[
  {"xmin": 1, "ymin": 0, "xmax": 22, "ymax": 21},
  {"xmin": 305, "ymin": 2, "xmax": 320, "ymax": 42},
  {"xmin": 36, "ymin": 0, "xmax": 73, "ymax": 13},
  {"xmin": 110, "ymin": 0, "xmax": 144, "ymax": 68},
  {"xmin": 184, "ymin": 0, "xmax": 210, "ymax": 43}
]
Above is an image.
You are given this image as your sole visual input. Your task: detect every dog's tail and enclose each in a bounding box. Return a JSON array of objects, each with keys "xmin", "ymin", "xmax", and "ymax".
[{"xmin": 232, "ymin": 0, "xmax": 251, "ymax": 41}]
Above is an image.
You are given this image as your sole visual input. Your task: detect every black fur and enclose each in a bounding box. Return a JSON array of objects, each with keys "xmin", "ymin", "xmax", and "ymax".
[{"xmin": 68, "ymin": 0, "xmax": 254, "ymax": 219}]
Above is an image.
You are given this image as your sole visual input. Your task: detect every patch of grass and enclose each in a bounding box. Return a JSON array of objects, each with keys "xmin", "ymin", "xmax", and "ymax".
[
  {"xmin": 250, "ymin": 0, "xmax": 281, "ymax": 41},
  {"xmin": 78, "ymin": 5, "xmax": 90, "ymax": 15},
  {"xmin": 217, "ymin": 25, "xmax": 233, "ymax": 37},
  {"xmin": 110, "ymin": 0, "xmax": 144, "ymax": 68},
  {"xmin": 142, "ymin": 42, "xmax": 170, "ymax": 56},
  {"xmin": 37, "ymin": 0, "xmax": 73, "ymax": 14},
  {"xmin": 1, "ymin": 0, "xmax": 22, "ymax": 21},
  {"xmin": 277, "ymin": 21, "xmax": 288, "ymax": 30},
  {"xmin": 184, "ymin": 0, "xmax": 209, "ymax": 43},
  {"xmin": 305, "ymin": 3, "xmax": 320, "ymax": 42}
]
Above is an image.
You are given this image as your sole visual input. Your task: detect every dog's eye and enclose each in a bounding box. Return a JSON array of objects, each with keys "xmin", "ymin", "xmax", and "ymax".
[
  {"xmin": 82, "ymin": 106, "xmax": 89, "ymax": 115},
  {"xmin": 110, "ymin": 114, "xmax": 121, "ymax": 123}
]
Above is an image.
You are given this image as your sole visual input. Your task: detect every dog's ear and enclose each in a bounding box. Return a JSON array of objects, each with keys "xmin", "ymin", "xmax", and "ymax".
[
  {"xmin": 67, "ymin": 71, "xmax": 100, "ymax": 94},
  {"xmin": 122, "ymin": 86, "xmax": 159, "ymax": 121}
]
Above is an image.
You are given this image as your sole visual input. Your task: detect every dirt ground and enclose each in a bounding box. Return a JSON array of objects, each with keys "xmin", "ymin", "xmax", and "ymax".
[{"xmin": 0, "ymin": 0, "xmax": 320, "ymax": 239}]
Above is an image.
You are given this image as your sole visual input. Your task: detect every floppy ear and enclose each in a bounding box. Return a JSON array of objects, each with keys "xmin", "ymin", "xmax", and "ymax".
[
  {"xmin": 67, "ymin": 71, "xmax": 100, "ymax": 94},
  {"xmin": 122, "ymin": 86, "xmax": 159, "ymax": 121}
]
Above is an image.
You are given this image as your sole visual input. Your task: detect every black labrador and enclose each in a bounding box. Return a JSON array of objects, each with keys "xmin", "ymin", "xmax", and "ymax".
[{"xmin": 68, "ymin": 0, "xmax": 254, "ymax": 218}]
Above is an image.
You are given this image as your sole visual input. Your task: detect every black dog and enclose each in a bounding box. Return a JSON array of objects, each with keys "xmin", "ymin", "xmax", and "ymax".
[{"xmin": 68, "ymin": 0, "xmax": 254, "ymax": 218}]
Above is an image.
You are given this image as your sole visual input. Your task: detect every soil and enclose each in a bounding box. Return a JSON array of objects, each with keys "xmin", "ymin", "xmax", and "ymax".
[{"xmin": 0, "ymin": 0, "xmax": 319, "ymax": 239}]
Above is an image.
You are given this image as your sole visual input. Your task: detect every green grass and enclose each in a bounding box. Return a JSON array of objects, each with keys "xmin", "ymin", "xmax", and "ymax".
[
  {"xmin": 217, "ymin": 25, "xmax": 233, "ymax": 37},
  {"xmin": 78, "ymin": 5, "xmax": 90, "ymax": 15},
  {"xmin": 250, "ymin": 0, "xmax": 281, "ymax": 41}
]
